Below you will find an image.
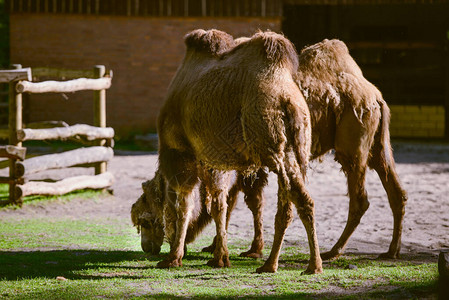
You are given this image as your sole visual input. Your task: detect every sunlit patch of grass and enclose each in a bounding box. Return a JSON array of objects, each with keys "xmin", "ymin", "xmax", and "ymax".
[
  {"xmin": 0, "ymin": 183, "xmax": 107, "ymax": 209},
  {"xmin": 0, "ymin": 205, "xmax": 439, "ymax": 299}
]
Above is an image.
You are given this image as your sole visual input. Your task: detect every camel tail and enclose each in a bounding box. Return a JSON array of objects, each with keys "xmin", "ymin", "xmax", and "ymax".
[{"xmin": 283, "ymin": 99, "xmax": 311, "ymax": 179}]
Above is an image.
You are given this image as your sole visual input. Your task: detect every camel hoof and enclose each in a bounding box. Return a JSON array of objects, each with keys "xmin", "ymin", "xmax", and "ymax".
[
  {"xmin": 256, "ymin": 263, "xmax": 277, "ymax": 273},
  {"xmin": 240, "ymin": 250, "xmax": 263, "ymax": 259},
  {"xmin": 202, "ymin": 245, "xmax": 215, "ymax": 253},
  {"xmin": 320, "ymin": 251, "xmax": 340, "ymax": 261},
  {"xmin": 378, "ymin": 251, "xmax": 400, "ymax": 259},
  {"xmin": 301, "ymin": 267, "xmax": 323, "ymax": 275},
  {"xmin": 207, "ymin": 257, "xmax": 230, "ymax": 268},
  {"xmin": 156, "ymin": 258, "xmax": 182, "ymax": 268}
]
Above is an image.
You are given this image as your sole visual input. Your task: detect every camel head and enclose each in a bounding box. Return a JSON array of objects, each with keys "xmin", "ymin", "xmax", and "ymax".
[{"xmin": 131, "ymin": 171, "xmax": 165, "ymax": 255}]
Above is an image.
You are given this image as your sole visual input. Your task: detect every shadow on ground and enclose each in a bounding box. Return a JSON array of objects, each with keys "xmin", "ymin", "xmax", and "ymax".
[{"xmin": 0, "ymin": 250, "xmax": 158, "ymax": 280}]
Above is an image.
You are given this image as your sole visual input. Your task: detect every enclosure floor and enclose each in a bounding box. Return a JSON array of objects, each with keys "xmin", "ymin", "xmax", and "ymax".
[{"xmin": 1, "ymin": 141, "xmax": 448, "ymax": 260}]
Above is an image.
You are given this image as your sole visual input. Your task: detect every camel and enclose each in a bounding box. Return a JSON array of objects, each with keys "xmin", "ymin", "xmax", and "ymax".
[
  {"xmin": 133, "ymin": 36, "xmax": 407, "ymax": 269},
  {"xmin": 156, "ymin": 29, "xmax": 322, "ymax": 274},
  {"xmin": 131, "ymin": 168, "xmax": 267, "ymax": 257},
  {"xmin": 206, "ymin": 38, "xmax": 407, "ymax": 261},
  {"xmin": 207, "ymin": 38, "xmax": 407, "ymax": 261},
  {"xmin": 294, "ymin": 39, "xmax": 407, "ymax": 259}
]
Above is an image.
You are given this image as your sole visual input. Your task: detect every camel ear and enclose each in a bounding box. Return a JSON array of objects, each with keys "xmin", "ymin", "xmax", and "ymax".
[{"xmin": 142, "ymin": 180, "xmax": 152, "ymax": 194}]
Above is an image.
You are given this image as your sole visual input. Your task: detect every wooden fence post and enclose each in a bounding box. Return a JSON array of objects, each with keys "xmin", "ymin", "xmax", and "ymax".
[
  {"xmin": 8, "ymin": 64, "xmax": 23, "ymax": 205},
  {"xmin": 93, "ymin": 65, "xmax": 107, "ymax": 174}
]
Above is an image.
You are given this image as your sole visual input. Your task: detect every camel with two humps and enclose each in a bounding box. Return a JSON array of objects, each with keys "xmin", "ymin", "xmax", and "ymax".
[{"xmin": 156, "ymin": 29, "xmax": 321, "ymax": 274}]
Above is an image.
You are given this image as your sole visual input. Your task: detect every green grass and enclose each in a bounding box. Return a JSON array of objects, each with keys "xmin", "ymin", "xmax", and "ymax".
[
  {"xmin": 0, "ymin": 215, "xmax": 439, "ymax": 299},
  {"xmin": 0, "ymin": 183, "xmax": 107, "ymax": 207},
  {"xmin": 0, "ymin": 187, "xmax": 440, "ymax": 299}
]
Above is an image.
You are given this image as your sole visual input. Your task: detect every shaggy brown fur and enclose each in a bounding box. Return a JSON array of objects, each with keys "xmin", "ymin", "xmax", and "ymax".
[
  {"xmin": 157, "ymin": 29, "xmax": 322, "ymax": 274},
  {"xmin": 131, "ymin": 168, "xmax": 267, "ymax": 258},
  {"xmin": 295, "ymin": 39, "xmax": 407, "ymax": 260},
  {"xmin": 214, "ymin": 38, "xmax": 407, "ymax": 261}
]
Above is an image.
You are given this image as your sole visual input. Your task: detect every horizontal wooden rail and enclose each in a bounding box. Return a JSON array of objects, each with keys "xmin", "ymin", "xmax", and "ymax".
[
  {"xmin": 15, "ymin": 146, "xmax": 113, "ymax": 177},
  {"xmin": 0, "ymin": 68, "xmax": 32, "ymax": 83},
  {"xmin": 0, "ymin": 145, "xmax": 27, "ymax": 160},
  {"xmin": 17, "ymin": 124, "xmax": 115, "ymax": 142},
  {"xmin": 16, "ymin": 77, "xmax": 112, "ymax": 93},
  {"xmin": 15, "ymin": 172, "xmax": 114, "ymax": 198},
  {"xmin": 0, "ymin": 176, "xmax": 24, "ymax": 185}
]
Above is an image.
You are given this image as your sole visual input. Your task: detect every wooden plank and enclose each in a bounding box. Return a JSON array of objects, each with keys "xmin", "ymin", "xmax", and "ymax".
[
  {"xmin": 0, "ymin": 68, "xmax": 32, "ymax": 83},
  {"xmin": 17, "ymin": 124, "xmax": 114, "ymax": 142},
  {"xmin": 0, "ymin": 176, "xmax": 25, "ymax": 185},
  {"xmin": 15, "ymin": 146, "xmax": 114, "ymax": 176},
  {"xmin": 16, "ymin": 77, "xmax": 112, "ymax": 94},
  {"xmin": 0, "ymin": 145, "xmax": 27, "ymax": 160},
  {"xmin": 15, "ymin": 172, "xmax": 114, "ymax": 198}
]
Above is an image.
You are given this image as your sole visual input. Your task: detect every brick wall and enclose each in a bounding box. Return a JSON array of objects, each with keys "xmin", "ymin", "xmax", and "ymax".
[
  {"xmin": 9, "ymin": 14, "xmax": 281, "ymax": 136},
  {"xmin": 389, "ymin": 105, "xmax": 446, "ymax": 138}
]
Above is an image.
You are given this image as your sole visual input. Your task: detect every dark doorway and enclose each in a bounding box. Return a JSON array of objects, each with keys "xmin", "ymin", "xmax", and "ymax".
[{"xmin": 282, "ymin": 3, "xmax": 449, "ymax": 107}]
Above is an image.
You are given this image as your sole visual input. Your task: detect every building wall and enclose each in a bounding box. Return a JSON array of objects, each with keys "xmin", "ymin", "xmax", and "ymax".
[
  {"xmin": 390, "ymin": 105, "xmax": 446, "ymax": 138},
  {"xmin": 10, "ymin": 14, "xmax": 281, "ymax": 136}
]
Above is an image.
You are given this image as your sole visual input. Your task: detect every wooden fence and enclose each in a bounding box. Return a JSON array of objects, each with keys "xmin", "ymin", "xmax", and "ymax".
[{"xmin": 0, "ymin": 65, "xmax": 114, "ymax": 206}]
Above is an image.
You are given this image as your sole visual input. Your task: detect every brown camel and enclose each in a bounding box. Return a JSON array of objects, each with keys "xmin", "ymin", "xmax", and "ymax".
[
  {"xmin": 131, "ymin": 168, "xmax": 267, "ymax": 257},
  {"xmin": 132, "ymin": 36, "xmax": 407, "ymax": 268},
  {"xmin": 210, "ymin": 38, "xmax": 407, "ymax": 260},
  {"xmin": 295, "ymin": 39, "xmax": 407, "ymax": 259},
  {"xmin": 157, "ymin": 29, "xmax": 322, "ymax": 274}
]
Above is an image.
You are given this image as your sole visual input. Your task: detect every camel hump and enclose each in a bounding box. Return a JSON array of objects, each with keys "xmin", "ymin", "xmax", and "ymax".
[
  {"xmin": 184, "ymin": 29, "xmax": 235, "ymax": 56},
  {"xmin": 300, "ymin": 39, "xmax": 349, "ymax": 57},
  {"xmin": 250, "ymin": 31, "xmax": 298, "ymax": 70},
  {"xmin": 298, "ymin": 38, "xmax": 363, "ymax": 79}
]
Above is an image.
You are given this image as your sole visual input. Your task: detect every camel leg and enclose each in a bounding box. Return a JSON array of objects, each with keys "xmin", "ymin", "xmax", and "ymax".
[
  {"xmin": 321, "ymin": 154, "xmax": 370, "ymax": 261},
  {"xmin": 256, "ymin": 193, "xmax": 293, "ymax": 273},
  {"xmin": 157, "ymin": 150, "xmax": 197, "ymax": 268},
  {"xmin": 240, "ymin": 169, "xmax": 267, "ymax": 258},
  {"xmin": 202, "ymin": 183, "xmax": 239, "ymax": 254},
  {"xmin": 205, "ymin": 170, "xmax": 232, "ymax": 268},
  {"xmin": 156, "ymin": 186, "xmax": 195, "ymax": 268},
  {"xmin": 258, "ymin": 170, "xmax": 322, "ymax": 274},
  {"xmin": 289, "ymin": 175, "xmax": 323, "ymax": 274},
  {"xmin": 369, "ymin": 145, "xmax": 407, "ymax": 259}
]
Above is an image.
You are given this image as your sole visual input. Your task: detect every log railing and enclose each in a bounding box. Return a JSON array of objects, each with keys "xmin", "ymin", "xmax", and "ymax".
[{"xmin": 0, "ymin": 65, "xmax": 114, "ymax": 206}]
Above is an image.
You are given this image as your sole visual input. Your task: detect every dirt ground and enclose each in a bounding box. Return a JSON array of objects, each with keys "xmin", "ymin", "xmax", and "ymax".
[{"xmin": 1, "ymin": 141, "xmax": 448, "ymax": 264}]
